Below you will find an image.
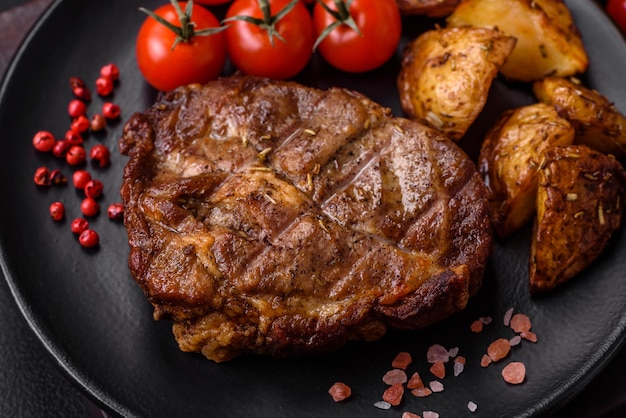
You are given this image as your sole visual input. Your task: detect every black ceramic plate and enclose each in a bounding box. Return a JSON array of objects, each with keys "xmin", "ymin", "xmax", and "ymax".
[{"xmin": 1, "ymin": 1, "xmax": 626, "ymax": 417}]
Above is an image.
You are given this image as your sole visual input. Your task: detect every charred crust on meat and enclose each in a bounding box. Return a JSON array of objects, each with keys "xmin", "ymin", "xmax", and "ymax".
[{"xmin": 119, "ymin": 75, "xmax": 493, "ymax": 362}]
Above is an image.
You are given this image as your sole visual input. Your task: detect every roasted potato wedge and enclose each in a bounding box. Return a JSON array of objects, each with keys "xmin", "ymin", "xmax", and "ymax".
[
  {"xmin": 530, "ymin": 145, "xmax": 626, "ymax": 293},
  {"xmin": 398, "ymin": 26, "xmax": 516, "ymax": 141},
  {"xmin": 479, "ymin": 103, "xmax": 575, "ymax": 238},
  {"xmin": 447, "ymin": 0, "xmax": 588, "ymax": 82},
  {"xmin": 533, "ymin": 77, "xmax": 626, "ymax": 158},
  {"xmin": 396, "ymin": 0, "xmax": 460, "ymax": 17}
]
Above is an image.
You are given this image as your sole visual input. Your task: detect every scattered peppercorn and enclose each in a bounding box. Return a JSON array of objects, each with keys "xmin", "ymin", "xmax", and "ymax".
[
  {"xmin": 49, "ymin": 201, "xmax": 65, "ymax": 221},
  {"xmin": 70, "ymin": 218, "xmax": 89, "ymax": 234},
  {"xmin": 49, "ymin": 169, "xmax": 67, "ymax": 185},
  {"xmin": 102, "ymin": 102, "xmax": 121, "ymax": 119},
  {"xmin": 33, "ymin": 166, "xmax": 51, "ymax": 186},
  {"xmin": 95, "ymin": 76, "xmax": 114, "ymax": 96},
  {"xmin": 72, "ymin": 169, "xmax": 92, "ymax": 189},
  {"xmin": 89, "ymin": 144, "xmax": 111, "ymax": 167},
  {"xmin": 78, "ymin": 229, "xmax": 100, "ymax": 248},
  {"xmin": 80, "ymin": 197, "xmax": 100, "ymax": 217},
  {"xmin": 107, "ymin": 203, "xmax": 124, "ymax": 220},
  {"xmin": 71, "ymin": 115, "xmax": 90, "ymax": 134},
  {"xmin": 66, "ymin": 145, "xmax": 87, "ymax": 166},
  {"xmin": 52, "ymin": 140, "xmax": 71, "ymax": 158},
  {"xmin": 90, "ymin": 113, "xmax": 106, "ymax": 132},
  {"xmin": 32, "ymin": 131, "xmax": 55, "ymax": 152},
  {"xmin": 100, "ymin": 63, "xmax": 120, "ymax": 81},
  {"xmin": 68, "ymin": 99, "xmax": 87, "ymax": 118},
  {"xmin": 84, "ymin": 179, "xmax": 104, "ymax": 199}
]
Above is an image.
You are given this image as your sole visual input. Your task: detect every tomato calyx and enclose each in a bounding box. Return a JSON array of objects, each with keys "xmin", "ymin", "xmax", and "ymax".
[
  {"xmin": 223, "ymin": 0, "xmax": 299, "ymax": 46},
  {"xmin": 312, "ymin": 0, "xmax": 361, "ymax": 50},
  {"xmin": 139, "ymin": 0, "xmax": 225, "ymax": 49}
]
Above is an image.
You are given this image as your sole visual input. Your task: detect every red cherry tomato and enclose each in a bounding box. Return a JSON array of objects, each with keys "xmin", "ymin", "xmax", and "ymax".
[
  {"xmin": 607, "ymin": 0, "xmax": 626, "ymax": 34},
  {"xmin": 136, "ymin": 1, "xmax": 227, "ymax": 91},
  {"xmin": 224, "ymin": 0, "xmax": 315, "ymax": 79},
  {"xmin": 313, "ymin": 0, "xmax": 401, "ymax": 73},
  {"xmin": 195, "ymin": 0, "xmax": 232, "ymax": 4}
]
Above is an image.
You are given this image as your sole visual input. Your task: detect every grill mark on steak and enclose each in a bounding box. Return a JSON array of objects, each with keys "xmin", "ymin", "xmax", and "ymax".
[{"xmin": 119, "ymin": 76, "xmax": 492, "ymax": 362}]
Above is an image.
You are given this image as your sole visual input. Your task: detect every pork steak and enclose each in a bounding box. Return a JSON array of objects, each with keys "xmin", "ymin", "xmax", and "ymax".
[{"xmin": 119, "ymin": 76, "xmax": 493, "ymax": 362}]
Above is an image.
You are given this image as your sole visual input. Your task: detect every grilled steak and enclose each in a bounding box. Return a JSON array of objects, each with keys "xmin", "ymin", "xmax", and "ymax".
[{"xmin": 119, "ymin": 76, "xmax": 492, "ymax": 362}]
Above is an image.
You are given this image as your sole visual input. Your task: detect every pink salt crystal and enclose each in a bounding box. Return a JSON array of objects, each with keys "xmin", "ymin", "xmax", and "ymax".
[
  {"xmin": 374, "ymin": 401, "xmax": 391, "ymax": 410},
  {"xmin": 503, "ymin": 307, "xmax": 514, "ymax": 326},
  {"xmin": 411, "ymin": 387, "xmax": 433, "ymax": 398},
  {"xmin": 423, "ymin": 411, "xmax": 440, "ymax": 418},
  {"xmin": 447, "ymin": 347, "xmax": 459, "ymax": 358},
  {"xmin": 429, "ymin": 380, "xmax": 444, "ymax": 393},
  {"xmin": 521, "ymin": 331, "xmax": 538, "ymax": 343},
  {"xmin": 470, "ymin": 320, "xmax": 483, "ymax": 333},
  {"xmin": 407, "ymin": 372, "xmax": 425, "ymax": 389},
  {"xmin": 402, "ymin": 413, "xmax": 421, "ymax": 418},
  {"xmin": 453, "ymin": 361, "xmax": 465, "ymax": 377},
  {"xmin": 480, "ymin": 354, "xmax": 492, "ymax": 367},
  {"xmin": 328, "ymin": 382, "xmax": 352, "ymax": 402},
  {"xmin": 427, "ymin": 344, "xmax": 450, "ymax": 363},
  {"xmin": 468, "ymin": 401, "xmax": 478, "ymax": 412},
  {"xmin": 509, "ymin": 335, "xmax": 522, "ymax": 346},
  {"xmin": 383, "ymin": 369, "xmax": 408, "ymax": 385},
  {"xmin": 392, "ymin": 351, "xmax": 413, "ymax": 370},
  {"xmin": 479, "ymin": 316, "xmax": 492, "ymax": 325}
]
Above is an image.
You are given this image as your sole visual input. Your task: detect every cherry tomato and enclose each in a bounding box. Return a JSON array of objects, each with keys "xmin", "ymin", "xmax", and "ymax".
[
  {"xmin": 224, "ymin": 0, "xmax": 315, "ymax": 79},
  {"xmin": 313, "ymin": 0, "xmax": 401, "ymax": 73},
  {"xmin": 607, "ymin": 0, "xmax": 626, "ymax": 34},
  {"xmin": 195, "ymin": 0, "xmax": 232, "ymax": 4},
  {"xmin": 136, "ymin": 1, "xmax": 227, "ymax": 91}
]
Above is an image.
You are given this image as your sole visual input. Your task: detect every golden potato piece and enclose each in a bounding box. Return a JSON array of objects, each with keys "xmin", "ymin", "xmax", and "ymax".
[
  {"xmin": 479, "ymin": 103, "xmax": 574, "ymax": 238},
  {"xmin": 398, "ymin": 26, "xmax": 516, "ymax": 141},
  {"xmin": 396, "ymin": 0, "xmax": 460, "ymax": 17},
  {"xmin": 530, "ymin": 145, "xmax": 626, "ymax": 293},
  {"xmin": 447, "ymin": 0, "xmax": 588, "ymax": 82},
  {"xmin": 533, "ymin": 76, "xmax": 626, "ymax": 158}
]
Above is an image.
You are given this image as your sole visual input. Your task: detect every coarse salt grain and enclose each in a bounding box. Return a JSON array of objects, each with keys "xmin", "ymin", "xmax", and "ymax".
[
  {"xmin": 470, "ymin": 320, "xmax": 484, "ymax": 333},
  {"xmin": 411, "ymin": 387, "xmax": 432, "ymax": 398},
  {"xmin": 447, "ymin": 347, "xmax": 459, "ymax": 358},
  {"xmin": 429, "ymin": 380, "xmax": 444, "ymax": 393},
  {"xmin": 480, "ymin": 354, "xmax": 492, "ymax": 367},
  {"xmin": 407, "ymin": 372, "xmax": 425, "ymax": 389},
  {"xmin": 503, "ymin": 307, "xmax": 514, "ymax": 326},
  {"xmin": 382, "ymin": 383, "xmax": 405, "ymax": 406},
  {"xmin": 402, "ymin": 413, "xmax": 421, "ymax": 418},
  {"xmin": 427, "ymin": 344, "xmax": 450, "ymax": 363},
  {"xmin": 510, "ymin": 313, "xmax": 532, "ymax": 333},
  {"xmin": 383, "ymin": 369, "xmax": 408, "ymax": 385},
  {"xmin": 374, "ymin": 401, "xmax": 392, "ymax": 410},
  {"xmin": 453, "ymin": 361, "xmax": 465, "ymax": 377},
  {"xmin": 521, "ymin": 331, "xmax": 538, "ymax": 343},
  {"xmin": 423, "ymin": 411, "xmax": 440, "ymax": 418},
  {"xmin": 430, "ymin": 361, "xmax": 446, "ymax": 379},
  {"xmin": 509, "ymin": 335, "xmax": 522, "ymax": 346},
  {"xmin": 328, "ymin": 382, "xmax": 351, "ymax": 402},
  {"xmin": 392, "ymin": 351, "xmax": 413, "ymax": 370},
  {"xmin": 468, "ymin": 401, "xmax": 478, "ymax": 412},
  {"xmin": 502, "ymin": 361, "xmax": 526, "ymax": 384},
  {"xmin": 480, "ymin": 316, "xmax": 493, "ymax": 325},
  {"xmin": 487, "ymin": 338, "xmax": 511, "ymax": 362}
]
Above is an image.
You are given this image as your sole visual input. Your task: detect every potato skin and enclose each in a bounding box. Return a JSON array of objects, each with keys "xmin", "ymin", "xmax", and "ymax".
[
  {"xmin": 447, "ymin": 0, "xmax": 588, "ymax": 82},
  {"xmin": 530, "ymin": 145, "xmax": 626, "ymax": 293},
  {"xmin": 533, "ymin": 77, "xmax": 626, "ymax": 158},
  {"xmin": 396, "ymin": 0, "xmax": 460, "ymax": 17},
  {"xmin": 398, "ymin": 26, "xmax": 515, "ymax": 141},
  {"xmin": 479, "ymin": 103, "xmax": 574, "ymax": 238}
]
